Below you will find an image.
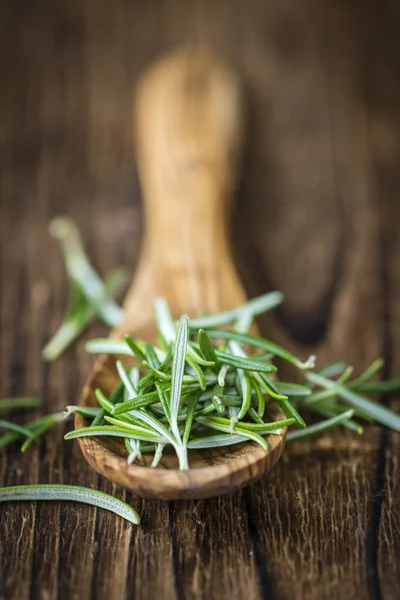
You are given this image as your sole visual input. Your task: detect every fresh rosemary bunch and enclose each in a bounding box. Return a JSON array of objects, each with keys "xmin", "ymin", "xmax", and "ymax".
[{"xmin": 64, "ymin": 293, "xmax": 400, "ymax": 470}]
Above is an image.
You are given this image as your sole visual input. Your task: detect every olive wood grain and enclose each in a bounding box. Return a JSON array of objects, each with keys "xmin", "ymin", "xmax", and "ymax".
[{"xmin": 75, "ymin": 48, "xmax": 287, "ymax": 500}]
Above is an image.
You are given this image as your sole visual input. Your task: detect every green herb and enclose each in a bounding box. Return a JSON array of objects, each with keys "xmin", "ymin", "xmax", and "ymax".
[
  {"xmin": 62, "ymin": 291, "xmax": 400, "ymax": 469},
  {"xmin": 0, "ymin": 484, "xmax": 139, "ymax": 525},
  {"xmin": 0, "ymin": 397, "xmax": 42, "ymax": 411},
  {"xmin": 42, "ymin": 218, "xmax": 129, "ymax": 361}
]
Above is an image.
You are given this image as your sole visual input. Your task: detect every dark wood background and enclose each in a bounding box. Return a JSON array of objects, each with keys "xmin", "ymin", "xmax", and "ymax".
[{"xmin": 1, "ymin": 1, "xmax": 400, "ymax": 598}]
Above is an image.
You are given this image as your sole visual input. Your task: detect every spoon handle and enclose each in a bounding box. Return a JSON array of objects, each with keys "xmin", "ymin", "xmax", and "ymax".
[{"xmin": 134, "ymin": 48, "xmax": 244, "ymax": 281}]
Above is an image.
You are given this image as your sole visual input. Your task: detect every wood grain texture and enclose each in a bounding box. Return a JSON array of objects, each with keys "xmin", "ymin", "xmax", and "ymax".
[{"xmin": 0, "ymin": 0, "xmax": 399, "ymax": 598}]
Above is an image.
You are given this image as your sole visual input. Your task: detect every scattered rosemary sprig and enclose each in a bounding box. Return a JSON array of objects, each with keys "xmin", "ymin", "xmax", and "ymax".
[{"xmin": 42, "ymin": 217, "xmax": 128, "ymax": 361}]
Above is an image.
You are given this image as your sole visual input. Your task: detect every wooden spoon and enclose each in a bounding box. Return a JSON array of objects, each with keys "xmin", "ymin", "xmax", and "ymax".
[{"xmin": 75, "ymin": 48, "xmax": 287, "ymax": 500}]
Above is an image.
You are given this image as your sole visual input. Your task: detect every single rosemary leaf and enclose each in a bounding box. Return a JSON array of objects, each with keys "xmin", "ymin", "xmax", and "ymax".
[
  {"xmin": 170, "ymin": 318, "xmax": 188, "ymax": 439},
  {"xmin": 137, "ymin": 373, "xmax": 156, "ymax": 391},
  {"xmin": 116, "ymin": 361, "xmax": 137, "ymax": 398},
  {"xmin": 349, "ymin": 358, "xmax": 385, "ymax": 386},
  {"xmin": 187, "ymin": 433, "xmax": 249, "ymax": 449},
  {"xmin": 198, "ymin": 329, "xmax": 218, "ymax": 364},
  {"xmin": 286, "ymin": 410, "xmax": 354, "ymax": 441},
  {"xmin": 143, "ymin": 362, "xmax": 171, "ymax": 382},
  {"xmin": 86, "ymin": 338, "xmax": 132, "ymax": 355},
  {"xmin": 199, "ymin": 415, "xmax": 295, "ymax": 432},
  {"xmin": 0, "ymin": 397, "xmax": 42, "ymax": 411},
  {"xmin": 0, "ymin": 484, "xmax": 140, "ymax": 525},
  {"xmin": 252, "ymin": 376, "xmax": 265, "ymax": 418},
  {"xmin": 151, "ymin": 443, "xmax": 166, "ymax": 468},
  {"xmin": 187, "ymin": 292, "xmax": 284, "ymax": 329},
  {"xmin": 276, "ymin": 382, "xmax": 312, "ymax": 397},
  {"xmin": 183, "ymin": 392, "xmax": 202, "ymax": 445},
  {"xmin": 218, "ymin": 364, "xmax": 229, "ymax": 387},
  {"xmin": 124, "ymin": 335, "xmax": 147, "ymax": 362},
  {"xmin": 65, "ymin": 425, "xmax": 164, "ymax": 443},
  {"xmin": 316, "ymin": 361, "xmax": 348, "ymax": 379},
  {"xmin": 205, "ymin": 329, "xmax": 313, "ymax": 370},
  {"xmin": 91, "ymin": 381, "xmax": 124, "ymax": 427},
  {"xmin": 254, "ymin": 373, "xmax": 288, "ymax": 401},
  {"xmin": 212, "ymin": 350, "xmax": 277, "ymax": 374},
  {"xmin": 112, "ymin": 390, "xmax": 161, "ymax": 414},
  {"xmin": 0, "ymin": 421, "xmax": 34, "ymax": 438},
  {"xmin": 144, "ymin": 343, "xmax": 161, "ymax": 368},
  {"xmin": 237, "ymin": 371, "xmax": 252, "ymax": 420},
  {"xmin": 186, "ymin": 354, "xmax": 207, "ymax": 391},
  {"xmin": 349, "ymin": 380, "xmax": 400, "ymax": 395}
]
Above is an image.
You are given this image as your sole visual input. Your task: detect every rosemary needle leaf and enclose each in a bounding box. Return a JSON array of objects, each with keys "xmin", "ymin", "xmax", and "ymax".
[
  {"xmin": 187, "ymin": 292, "xmax": 283, "ymax": 329},
  {"xmin": 218, "ymin": 364, "xmax": 229, "ymax": 387},
  {"xmin": 86, "ymin": 339, "xmax": 132, "ymax": 355},
  {"xmin": 143, "ymin": 362, "xmax": 171, "ymax": 382},
  {"xmin": 0, "ymin": 421, "xmax": 34, "ymax": 438},
  {"xmin": 237, "ymin": 371, "xmax": 252, "ymax": 420},
  {"xmin": 170, "ymin": 318, "xmax": 188, "ymax": 438},
  {"xmin": 186, "ymin": 355, "xmax": 207, "ymax": 391},
  {"xmin": 350, "ymin": 380, "xmax": 400, "ymax": 395},
  {"xmin": 212, "ymin": 350, "xmax": 277, "ymax": 374},
  {"xmin": 0, "ymin": 397, "xmax": 42, "ymax": 411},
  {"xmin": 252, "ymin": 377, "xmax": 265, "ymax": 418},
  {"xmin": 276, "ymin": 383, "xmax": 312, "ymax": 397},
  {"xmin": 187, "ymin": 433, "xmax": 248, "ymax": 449},
  {"xmin": 0, "ymin": 484, "xmax": 140, "ymax": 525},
  {"xmin": 91, "ymin": 381, "xmax": 124, "ymax": 427},
  {"xmin": 286, "ymin": 410, "xmax": 354, "ymax": 442},
  {"xmin": 65, "ymin": 425, "xmax": 164, "ymax": 443},
  {"xmin": 316, "ymin": 361, "xmax": 348, "ymax": 379},
  {"xmin": 198, "ymin": 329, "xmax": 218, "ymax": 364},
  {"xmin": 205, "ymin": 329, "xmax": 311, "ymax": 370},
  {"xmin": 124, "ymin": 335, "xmax": 147, "ymax": 362},
  {"xmin": 350, "ymin": 358, "xmax": 385, "ymax": 386},
  {"xmin": 183, "ymin": 392, "xmax": 202, "ymax": 446},
  {"xmin": 112, "ymin": 391, "xmax": 160, "ymax": 414},
  {"xmin": 116, "ymin": 361, "xmax": 137, "ymax": 398}
]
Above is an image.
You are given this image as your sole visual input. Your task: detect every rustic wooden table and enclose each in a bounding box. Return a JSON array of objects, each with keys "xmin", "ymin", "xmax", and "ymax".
[{"xmin": 1, "ymin": 1, "xmax": 400, "ymax": 599}]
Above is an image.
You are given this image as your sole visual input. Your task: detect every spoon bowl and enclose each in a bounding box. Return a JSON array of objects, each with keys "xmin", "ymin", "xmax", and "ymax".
[{"xmin": 75, "ymin": 47, "xmax": 287, "ymax": 500}]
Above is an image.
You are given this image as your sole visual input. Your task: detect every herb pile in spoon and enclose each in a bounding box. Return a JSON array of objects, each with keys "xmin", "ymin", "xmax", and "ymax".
[{"xmin": 67, "ymin": 296, "xmax": 400, "ymax": 470}]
